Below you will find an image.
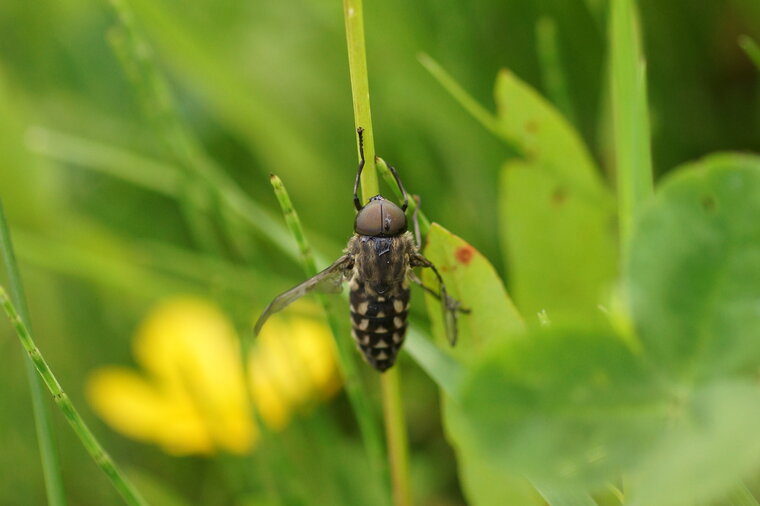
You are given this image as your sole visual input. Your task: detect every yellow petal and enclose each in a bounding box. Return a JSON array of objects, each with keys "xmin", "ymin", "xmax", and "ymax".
[
  {"xmin": 250, "ymin": 309, "xmax": 341, "ymax": 426},
  {"xmin": 91, "ymin": 298, "xmax": 255, "ymax": 455},
  {"xmin": 86, "ymin": 367, "xmax": 214, "ymax": 455}
]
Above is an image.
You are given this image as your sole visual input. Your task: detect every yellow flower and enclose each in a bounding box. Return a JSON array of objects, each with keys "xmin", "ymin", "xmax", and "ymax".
[{"xmin": 87, "ymin": 297, "xmax": 340, "ymax": 456}]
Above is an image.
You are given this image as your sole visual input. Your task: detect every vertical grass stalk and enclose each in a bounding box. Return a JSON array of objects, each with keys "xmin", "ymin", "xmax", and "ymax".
[
  {"xmin": 0, "ymin": 202, "xmax": 67, "ymax": 506},
  {"xmin": 343, "ymin": 0, "xmax": 378, "ymax": 201},
  {"xmin": 268, "ymin": 175, "xmax": 385, "ymax": 483},
  {"xmin": 610, "ymin": 0, "xmax": 654, "ymax": 248},
  {"xmin": 343, "ymin": 2, "xmax": 412, "ymax": 504}
]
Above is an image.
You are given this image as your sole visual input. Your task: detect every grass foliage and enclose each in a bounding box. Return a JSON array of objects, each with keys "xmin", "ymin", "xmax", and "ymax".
[{"xmin": 2, "ymin": 0, "xmax": 760, "ymax": 505}]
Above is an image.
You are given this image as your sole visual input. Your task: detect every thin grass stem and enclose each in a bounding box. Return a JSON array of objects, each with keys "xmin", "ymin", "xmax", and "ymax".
[
  {"xmin": 536, "ymin": 17, "xmax": 577, "ymax": 125},
  {"xmin": 108, "ymin": 0, "xmax": 221, "ymax": 255},
  {"xmin": 418, "ymin": 53, "xmax": 503, "ymax": 139},
  {"xmin": 0, "ymin": 202, "xmax": 67, "ymax": 506},
  {"xmin": 268, "ymin": 175, "xmax": 385, "ymax": 486},
  {"xmin": 0, "ymin": 207, "xmax": 148, "ymax": 506},
  {"xmin": 0, "ymin": 287, "xmax": 149, "ymax": 506},
  {"xmin": 380, "ymin": 369, "xmax": 411, "ymax": 506},
  {"xmin": 344, "ymin": 2, "xmax": 412, "ymax": 504},
  {"xmin": 27, "ymin": 126, "xmax": 333, "ymax": 265},
  {"xmin": 343, "ymin": 0, "xmax": 378, "ymax": 202}
]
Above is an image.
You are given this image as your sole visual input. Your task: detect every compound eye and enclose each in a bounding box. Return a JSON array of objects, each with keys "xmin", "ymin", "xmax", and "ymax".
[
  {"xmin": 355, "ymin": 201, "xmax": 383, "ymax": 236},
  {"xmin": 382, "ymin": 202, "xmax": 406, "ymax": 235},
  {"xmin": 354, "ymin": 200, "xmax": 407, "ymax": 236}
]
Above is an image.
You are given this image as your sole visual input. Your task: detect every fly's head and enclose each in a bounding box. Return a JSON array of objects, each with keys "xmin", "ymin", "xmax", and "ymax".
[{"xmin": 354, "ymin": 195, "xmax": 407, "ymax": 237}]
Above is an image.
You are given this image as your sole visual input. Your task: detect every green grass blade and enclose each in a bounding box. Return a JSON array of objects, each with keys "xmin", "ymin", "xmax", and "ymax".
[
  {"xmin": 418, "ymin": 53, "xmax": 503, "ymax": 140},
  {"xmin": 343, "ymin": 0, "xmax": 378, "ymax": 203},
  {"xmin": 0, "ymin": 205, "xmax": 148, "ymax": 506},
  {"xmin": 536, "ymin": 17, "xmax": 577, "ymax": 125},
  {"xmin": 609, "ymin": 0, "xmax": 653, "ymax": 248},
  {"xmin": 26, "ymin": 127, "xmax": 180, "ymax": 195},
  {"xmin": 268, "ymin": 175, "xmax": 386, "ymax": 490},
  {"xmin": 0, "ymin": 286, "xmax": 149, "ymax": 506},
  {"xmin": 0, "ymin": 201, "xmax": 67, "ymax": 505},
  {"xmin": 27, "ymin": 127, "xmax": 330, "ymax": 264},
  {"xmin": 108, "ymin": 0, "xmax": 222, "ymax": 255}
]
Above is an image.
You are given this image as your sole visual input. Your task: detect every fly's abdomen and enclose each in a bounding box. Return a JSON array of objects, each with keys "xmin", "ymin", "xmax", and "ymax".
[{"xmin": 349, "ymin": 277, "xmax": 410, "ymax": 372}]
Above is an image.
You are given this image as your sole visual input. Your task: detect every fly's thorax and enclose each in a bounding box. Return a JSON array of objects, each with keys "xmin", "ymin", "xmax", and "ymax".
[
  {"xmin": 348, "ymin": 274, "xmax": 411, "ymax": 372},
  {"xmin": 346, "ymin": 232, "xmax": 415, "ymax": 295}
]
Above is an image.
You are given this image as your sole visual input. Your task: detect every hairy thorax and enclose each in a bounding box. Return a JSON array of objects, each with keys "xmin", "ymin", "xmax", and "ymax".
[{"xmin": 347, "ymin": 231, "xmax": 415, "ymax": 296}]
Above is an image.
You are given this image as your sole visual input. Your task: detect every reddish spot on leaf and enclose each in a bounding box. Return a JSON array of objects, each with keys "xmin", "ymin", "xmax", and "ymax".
[
  {"xmin": 456, "ymin": 246, "xmax": 475, "ymax": 266},
  {"xmin": 552, "ymin": 187, "xmax": 568, "ymax": 206}
]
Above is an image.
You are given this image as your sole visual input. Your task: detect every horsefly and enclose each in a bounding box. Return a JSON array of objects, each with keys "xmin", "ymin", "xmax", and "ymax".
[{"xmin": 254, "ymin": 128, "xmax": 466, "ymax": 371}]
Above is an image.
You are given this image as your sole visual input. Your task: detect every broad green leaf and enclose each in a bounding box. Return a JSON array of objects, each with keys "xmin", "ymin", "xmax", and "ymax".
[
  {"xmin": 454, "ymin": 328, "xmax": 666, "ymax": 490},
  {"xmin": 500, "ymin": 160, "xmax": 618, "ymax": 324},
  {"xmin": 421, "ymin": 223, "xmax": 524, "ymax": 358},
  {"xmin": 494, "ymin": 70, "xmax": 611, "ymax": 206},
  {"xmin": 630, "ymin": 381, "xmax": 760, "ymax": 506},
  {"xmin": 404, "ymin": 328, "xmax": 462, "ymax": 398},
  {"xmin": 443, "ymin": 399, "xmax": 544, "ymax": 506},
  {"xmin": 627, "ymin": 153, "xmax": 760, "ymax": 381},
  {"xmin": 419, "ymin": 224, "xmax": 534, "ymax": 505}
]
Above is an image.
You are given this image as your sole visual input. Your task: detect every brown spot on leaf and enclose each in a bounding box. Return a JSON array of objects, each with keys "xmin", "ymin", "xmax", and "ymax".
[
  {"xmin": 552, "ymin": 187, "xmax": 568, "ymax": 206},
  {"xmin": 525, "ymin": 120, "xmax": 539, "ymax": 133},
  {"xmin": 702, "ymin": 195, "xmax": 716, "ymax": 212},
  {"xmin": 456, "ymin": 246, "xmax": 475, "ymax": 265}
]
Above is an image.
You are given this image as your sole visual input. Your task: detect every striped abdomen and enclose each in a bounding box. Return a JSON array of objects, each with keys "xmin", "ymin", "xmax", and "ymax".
[{"xmin": 349, "ymin": 277, "xmax": 410, "ymax": 372}]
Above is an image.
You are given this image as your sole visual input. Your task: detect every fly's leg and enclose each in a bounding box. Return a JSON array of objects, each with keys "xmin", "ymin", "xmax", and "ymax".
[
  {"xmin": 409, "ymin": 254, "xmax": 470, "ymax": 315},
  {"xmin": 354, "ymin": 128, "xmax": 410, "ymax": 212},
  {"xmin": 353, "ymin": 127, "xmax": 366, "ymax": 211},
  {"xmin": 382, "ymin": 160, "xmax": 409, "ymax": 211},
  {"xmin": 407, "ymin": 270, "xmax": 441, "ymax": 299}
]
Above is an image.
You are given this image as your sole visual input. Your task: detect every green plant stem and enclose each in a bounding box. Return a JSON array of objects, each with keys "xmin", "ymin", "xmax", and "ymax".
[
  {"xmin": 268, "ymin": 175, "xmax": 385, "ymax": 482},
  {"xmin": 0, "ymin": 287, "xmax": 149, "ymax": 505},
  {"xmin": 418, "ymin": 53, "xmax": 503, "ymax": 139},
  {"xmin": 343, "ymin": 0, "xmax": 378, "ymax": 202},
  {"xmin": 343, "ymin": 2, "xmax": 412, "ymax": 504},
  {"xmin": 0, "ymin": 202, "xmax": 67, "ymax": 506},
  {"xmin": 610, "ymin": 0, "xmax": 653, "ymax": 249},
  {"xmin": 380, "ymin": 369, "xmax": 411, "ymax": 506}
]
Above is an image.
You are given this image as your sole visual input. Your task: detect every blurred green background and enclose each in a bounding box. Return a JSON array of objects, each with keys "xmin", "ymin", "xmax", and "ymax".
[{"xmin": 2, "ymin": 0, "xmax": 760, "ymax": 504}]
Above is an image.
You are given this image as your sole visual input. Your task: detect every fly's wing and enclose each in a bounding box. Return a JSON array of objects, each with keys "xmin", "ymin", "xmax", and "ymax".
[{"xmin": 254, "ymin": 254, "xmax": 352, "ymax": 335}]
